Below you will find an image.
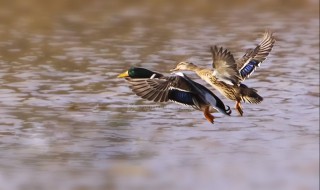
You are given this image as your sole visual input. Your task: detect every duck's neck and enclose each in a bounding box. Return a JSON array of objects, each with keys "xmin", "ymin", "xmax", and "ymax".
[
  {"xmin": 186, "ymin": 64, "xmax": 205, "ymax": 72},
  {"xmin": 187, "ymin": 65, "xmax": 216, "ymax": 85},
  {"xmin": 187, "ymin": 65, "xmax": 210, "ymax": 77}
]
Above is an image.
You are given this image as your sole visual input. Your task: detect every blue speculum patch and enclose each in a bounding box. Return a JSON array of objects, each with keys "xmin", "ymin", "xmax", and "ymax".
[
  {"xmin": 240, "ymin": 60, "xmax": 259, "ymax": 78},
  {"xmin": 168, "ymin": 89, "xmax": 194, "ymax": 105}
]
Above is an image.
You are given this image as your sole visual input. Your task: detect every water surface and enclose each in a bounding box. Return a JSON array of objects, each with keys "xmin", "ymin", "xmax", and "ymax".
[{"xmin": 0, "ymin": 1, "xmax": 319, "ymax": 190}]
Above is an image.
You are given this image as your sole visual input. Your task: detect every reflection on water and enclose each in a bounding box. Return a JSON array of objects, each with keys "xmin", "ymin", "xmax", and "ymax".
[{"xmin": 0, "ymin": 1, "xmax": 319, "ymax": 190}]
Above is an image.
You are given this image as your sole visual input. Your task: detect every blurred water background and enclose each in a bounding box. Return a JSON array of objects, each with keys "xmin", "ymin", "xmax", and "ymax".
[{"xmin": 0, "ymin": 0, "xmax": 319, "ymax": 190}]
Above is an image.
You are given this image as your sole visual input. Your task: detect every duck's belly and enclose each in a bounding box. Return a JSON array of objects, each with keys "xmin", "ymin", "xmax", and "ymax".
[{"xmin": 201, "ymin": 75, "xmax": 239, "ymax": 101}]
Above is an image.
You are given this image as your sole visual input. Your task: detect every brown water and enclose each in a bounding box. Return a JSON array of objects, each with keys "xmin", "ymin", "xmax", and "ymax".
[{"xmin": 0, "ymin": 1, "xmax": 319, "ymax": 190}]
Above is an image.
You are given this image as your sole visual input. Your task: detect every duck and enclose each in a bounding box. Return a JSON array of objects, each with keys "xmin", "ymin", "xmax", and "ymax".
[
  {"xmin": 171, "ymin": 31, "xmax": 276, "ymax": 116},
  {"xmin": 118, "ymin": 67, "xmax": 231, "ymax": 124}
]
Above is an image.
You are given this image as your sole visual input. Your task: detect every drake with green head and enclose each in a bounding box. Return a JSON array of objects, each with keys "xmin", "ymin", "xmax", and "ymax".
[
  {"xmin": 171, "ymin": 31, "xmax": 276, "ymax": 116},
  {"xmin": 118, "ymin": 67, "xmax": 231, "ymax": 124},
  {"xmin": 118, "ymin": 67, "xmax": 163, "ymax": 79}
]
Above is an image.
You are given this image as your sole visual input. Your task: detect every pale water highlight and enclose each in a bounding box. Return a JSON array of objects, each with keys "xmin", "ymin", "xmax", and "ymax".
[{"xmin": 0, "ymin": 1, "xmax": 319, "ymax": 190}]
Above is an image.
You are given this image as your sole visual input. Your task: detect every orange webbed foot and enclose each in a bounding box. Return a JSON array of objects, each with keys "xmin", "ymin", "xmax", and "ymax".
[
  {"xmin": 203, "ymin": 107, "xmax": 215, "ymax": 124},
  {"xmin": 235, "ymin": 101, "xmax": 243, "ymax": 116}
]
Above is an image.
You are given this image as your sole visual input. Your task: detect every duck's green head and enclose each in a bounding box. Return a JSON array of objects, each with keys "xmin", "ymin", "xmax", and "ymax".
[{"xmin": 117, "ymin": 67, "xmax": 159, "ymax": 78}]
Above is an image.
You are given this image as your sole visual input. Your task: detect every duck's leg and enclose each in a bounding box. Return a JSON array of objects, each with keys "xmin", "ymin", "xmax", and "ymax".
[
  {"xmin": 203, "ymin": 106, "xmax": 215, "ymax": 124},
  {"xmin": 235, "ymin": 101, "xmax": 243, "ymax": 116}
]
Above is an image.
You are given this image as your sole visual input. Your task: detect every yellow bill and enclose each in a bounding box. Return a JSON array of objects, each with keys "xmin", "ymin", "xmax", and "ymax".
[{"xmin": 117, "ymin": 70, "xmax": 129, "ymax": 78}]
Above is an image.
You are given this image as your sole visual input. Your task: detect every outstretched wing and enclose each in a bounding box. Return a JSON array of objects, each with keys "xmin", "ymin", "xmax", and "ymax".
[
  {"xmin": 211, "ymin": 46, "xmax": 240, "ymax": 85},
  {"xmin": 125, "ymin": 76, "xmax": 200, "ymax": 109},
  {"xmin": 236, "ymin": 31, "xmax": 276, "ymax": 81}
]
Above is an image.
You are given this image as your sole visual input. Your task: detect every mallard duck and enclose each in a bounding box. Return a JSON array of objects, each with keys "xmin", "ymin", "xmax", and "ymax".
[
  {"xmin": 171, "ymin": 31, "xmax": 276, "ymax": 116},
  {"xmin": 118, "ymin": 67, "xmax": 231, "ymax": 124}
]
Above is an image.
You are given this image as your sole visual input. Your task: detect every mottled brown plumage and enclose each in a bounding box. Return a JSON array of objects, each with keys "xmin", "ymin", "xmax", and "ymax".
[{"xmin": 170, "ymin": 31, "xmax": 275, "ymax": 116}]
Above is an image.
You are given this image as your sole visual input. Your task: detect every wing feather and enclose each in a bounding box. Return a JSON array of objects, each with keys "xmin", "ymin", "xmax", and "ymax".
[
  {"xmin": 211, "ymin": 46, "xmax": 240, "ymax": 85},
  {"xmin": 236, "ymin": 31, "xmax": 276, "ymax": 81},
  {"xmin": 126, "ymin": 76, "xmax": 198, "ymax": 107}
]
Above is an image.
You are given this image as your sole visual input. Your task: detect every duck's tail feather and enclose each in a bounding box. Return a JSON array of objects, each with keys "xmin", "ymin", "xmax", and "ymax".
[
  {"xmin": 240, "ymin": 85, "xmax": 263, "ymax": 104},
  {"xmin": 224, "ymin": 105, "xmax": 232, "ymax": 115}
]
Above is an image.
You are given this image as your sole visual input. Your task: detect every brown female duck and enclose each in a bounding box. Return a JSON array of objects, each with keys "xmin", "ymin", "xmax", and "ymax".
[{"xmin": 171, "ymin": 31, "xmax": 276, "ymax": 116}]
